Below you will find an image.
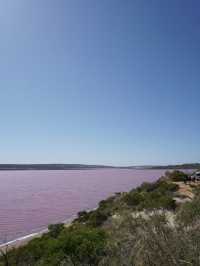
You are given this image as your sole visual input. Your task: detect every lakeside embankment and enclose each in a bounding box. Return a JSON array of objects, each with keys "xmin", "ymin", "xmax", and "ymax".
[
  {"xmin": 0, "ymin": 168, "xmax": 167, "ymax": 246},
  {"xmin": 0, "ymin": 215, "xmax": 76, "ymax": 252},
  {"xmin": 0, "ymin": 170, "xmax": 194, "ymax": 252},
  {"xmin": 0, "ymin": 168, "xmax": 188, "ymax": 250},
  {"xmin": 0, "ymin": 205, "xmax": 102, "ymax": 251},
  {"xmin": 1, "ymin": 170, "xmax": 200, "ymax": 266},
  {"xmin": 0, "ymin": 232, "xmax": 44, "ymax": 252}
]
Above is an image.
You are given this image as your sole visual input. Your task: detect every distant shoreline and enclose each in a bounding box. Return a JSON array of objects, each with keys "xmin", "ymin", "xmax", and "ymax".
[
  {"xmin": 0, "ymin": 163, "xmax": 198, "ymax": 171},
  {"xmin": 0, "ymin": 164, "xmax": 115, "ymax": 171}
]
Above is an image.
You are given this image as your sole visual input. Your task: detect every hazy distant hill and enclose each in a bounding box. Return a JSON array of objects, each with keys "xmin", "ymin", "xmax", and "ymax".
[
  {"xmin": 0, "ymin": 163, "xmax": 198, "ymax": 171},
  {"xmin": 0, "ymin": 164, "xmax": 115, "ymax": 171},
  {"xmin": 146, "ymin": 163, "xmax": 200, "ymax": 170},
  {"xmin": 120, "ymin": 163, "xmax": 200, "ymax": 170}
]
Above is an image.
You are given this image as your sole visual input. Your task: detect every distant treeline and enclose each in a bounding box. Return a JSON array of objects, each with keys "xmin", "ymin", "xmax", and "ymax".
[
  {"xmin": 119, "ymin": 163, "xmax": 200, "ymax": 170},
  {"xmin": 0, "ymin": 164, "xmax": 115, "ymax": 171},
  {"xmin": 0, "ymin": 163, "xmax": 198, "ymax": 171},
  {"xmin": 147, "ymin": 163, "xmax": 200, "ymax": 170}
]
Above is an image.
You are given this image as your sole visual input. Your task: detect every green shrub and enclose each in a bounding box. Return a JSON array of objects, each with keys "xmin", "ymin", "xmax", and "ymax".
[
  {"xmin": 48, "ymin": 223, "xmax": 64, "ymax": 238},
  {"xmin": 138, "ymin": 192, "xmax": 176, "ymax": 210},
  {"xmin": 76, "ymin": 206, "xmax": 111, "ymax": 227},
  {"xmin": 58, "ymin": 227, "xmax": 107, "ymax": 265},
  {"xmin": 139, "ymin": 180, "xmax": 178, "ymax": 193},
  {"xmin": 76, "ymin": 210, "xmax": 90, "ymax": 223},
  {"xmin": 124, "ymin": 191, "xmax": 144, "ymax": 206},
  {"xmin": 156, "ymin": 181, "xmax": 178, "ymax": 193},
  {"xmin": 166, "ymin": 170, "xmax": 188, "ymax": 182},
  {"xmin": 77, "ymin": 210, "xmax": 87, "ymax": 217},
  {"xmin": 138, "ymin": 181, "xmax": 160, "ymax": 192},
  {"xmin": 98, "ymin": 196, "xmax": 115, "ymax": 209},
  {"xmin": 88, "ymin": 210, "xmax": 109, "ymax": 227},
  {"xmin": 124, "ymin": 180, "xmax": 177, "ymax": 210}
]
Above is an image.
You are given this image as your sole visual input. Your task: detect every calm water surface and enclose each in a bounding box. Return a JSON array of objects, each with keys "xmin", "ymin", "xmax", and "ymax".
[{"xmin": 0, "ymin": 169, "xmax": 166, "ymax": 244}]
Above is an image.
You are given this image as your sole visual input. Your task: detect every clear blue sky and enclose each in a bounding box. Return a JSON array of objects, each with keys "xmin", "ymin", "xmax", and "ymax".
[{"xmin": 0, "ymin": 1, "xmax": 199, "ymax": 165}]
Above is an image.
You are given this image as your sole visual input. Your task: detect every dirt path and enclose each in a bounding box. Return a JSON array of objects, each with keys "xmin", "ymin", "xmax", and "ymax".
[{"xmin": 173, "ymin": 181, "xmax": 200, "ymax": 200}]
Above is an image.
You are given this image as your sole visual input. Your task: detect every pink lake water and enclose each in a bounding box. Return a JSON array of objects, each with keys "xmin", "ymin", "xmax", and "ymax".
[{"xmin": 0, "ymin": 169, "xmax": 167, "ymax": 244}]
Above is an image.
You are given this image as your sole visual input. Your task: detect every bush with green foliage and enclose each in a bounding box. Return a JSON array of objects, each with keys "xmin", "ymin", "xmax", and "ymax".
[
  {"xmin": 57, "ymin": 227, "xmax": 107, "ymax": 265},
  {"xmin": 124, "ymin": 180, "xmax": 177, "ymax": 210},
  {"xmin": 88, "ymin": 210, "xmax": 110, "ymax": 227},
  {"xmin": 75, "ymin": 196, "xmax": 117, "ymax": 227},
  {"xmin": 124, "ymin": 191, "xmax": 144, "ymax": 206},
  {"xmin": 137, "ymin": 180, "xmax": 178, "ymax": 194},
  {"xmin": 48, "ymin": 223, "xmax": 64, "ymax": 238},
  {"xmin": 165, "ymin": 170, "xmax": 189, "ymax": 182},
  {"xmin": 139, "ymin": 192, "xmax": 176, "ymax": 210}
]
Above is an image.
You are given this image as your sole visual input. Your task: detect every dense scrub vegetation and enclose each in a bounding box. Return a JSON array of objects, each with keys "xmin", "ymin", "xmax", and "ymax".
[
  {"xmin": 123, "ymin": 180, "xmax": 178, "ymax": 210},
  {"xmin": 0, "ymin": 227, "xmax": 107, "ymax": 266},
  {"xmin": 2, "ymin": 170, "xmax": 200, "ymax": 266}
]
